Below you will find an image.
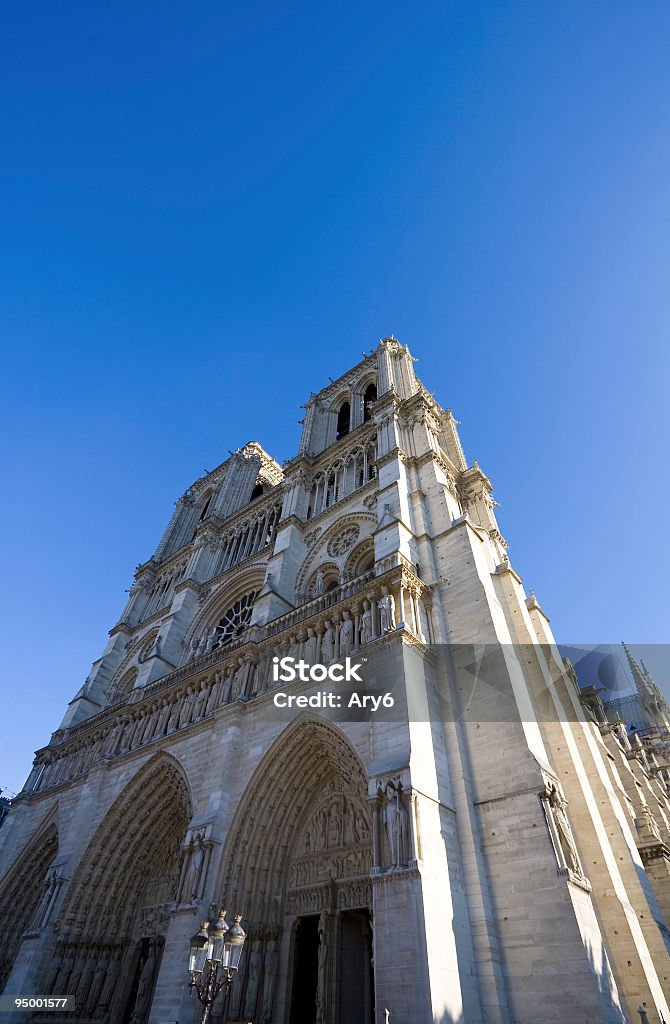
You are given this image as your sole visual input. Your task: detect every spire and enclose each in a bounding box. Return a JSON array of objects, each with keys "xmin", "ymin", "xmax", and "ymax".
[{"xmin": 622, "ymin": 642, "xmax": 648, "ymax": 695}]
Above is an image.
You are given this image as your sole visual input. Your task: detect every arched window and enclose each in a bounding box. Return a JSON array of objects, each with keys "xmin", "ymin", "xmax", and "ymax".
[
  {"xmin": 336, "ymin": 401, "xmax": 351, "ymax": 440},
  {"xmin": 363, "ymin": 383, "xmax": 377, "ymax": 422}
]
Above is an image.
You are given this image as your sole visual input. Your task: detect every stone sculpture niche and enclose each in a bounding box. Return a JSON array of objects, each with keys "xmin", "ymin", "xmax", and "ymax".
[{"xmin": 372, "ymin": 778, "xmax": 414, "ymax": 870}]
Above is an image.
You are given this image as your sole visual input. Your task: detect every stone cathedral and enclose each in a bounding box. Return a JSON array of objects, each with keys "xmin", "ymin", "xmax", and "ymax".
[{"xmin": 2, "ymin": 337, "xmax": 670, "ymax": 1024}]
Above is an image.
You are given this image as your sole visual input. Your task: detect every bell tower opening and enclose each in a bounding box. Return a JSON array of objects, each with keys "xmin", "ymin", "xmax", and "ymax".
[{"xmin": 336, "ymin": 401, "xmax": 351, "ymax": 440}]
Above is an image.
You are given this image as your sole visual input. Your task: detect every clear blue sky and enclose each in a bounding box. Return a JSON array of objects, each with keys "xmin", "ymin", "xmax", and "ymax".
[{"xmin": 2, "ymin": 2, "xmax": 669, "ymax": 795}]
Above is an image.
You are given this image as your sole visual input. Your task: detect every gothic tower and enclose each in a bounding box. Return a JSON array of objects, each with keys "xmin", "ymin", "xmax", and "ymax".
[{"xmin": 1, "ymin": 338, "xmax": 669, "ymax": 1024}]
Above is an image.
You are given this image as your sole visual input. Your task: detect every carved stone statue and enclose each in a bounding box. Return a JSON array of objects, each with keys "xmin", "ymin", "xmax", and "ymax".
[
  {"xmin": 384, "ymin": 782, "xmax": 410, "ymax": 867},
  {"xmin": 204, "ymin": 676, "xmax": 221, "ymax": 715},
  {"xmin": 546, "ymin": 783, "xmax": 581, "ymax": 876},
  {"xmin": 220, "ymin": 665, "xmax": 235, "ymax": 703},
  {"xmin": 130, "ymin": 944, "xmax": 156, "ymax": 1024},
  {"xmin": 378, "ymin": 587, "xmax": 396, "ymax": 632},
  {"xmin": 345, "ymin": 799, "xmax": 358, "ymax": 844},
  {"xmin": 243, "ymin": 938, "xmax": 263, "ymax": 1017},
  {"xmin": 167, "ymin": 699, "xmax": 181, "ymax": 733},
  {"xmin": 230, "ymin": 661, "xmax": 245, "ymax": 701},
  {"xmin": 328, "ymin": 801, "xmax": 343, "ymax": 847},
  {"xmin": 339, "ymin": 613, "xmax": 354, "ymax": 656},
  {"xmin": 261, "ymin": 938, "xmax": 277, "ymax": 1023},
  {"xmin": 355, "ymin": 807, "xmax": 369, "ymax": 841},
  {"xmin": 31, "ymin": 865, "xmax": 64, "ymax": 930},
  {"xmin": 316, "ymin": 807, "xmax": 328, "ymax": 850},
  {"xmin": 315, "ymin": 911, "xmax": 330, "ymax": 1024},
  {"xmin": 98, "ymin": 952, "xmax": 121, "ymax": 1012},
  {"xmin": 183, "ymin": 834, "xmax": 205, "ymax": 902},
  {"xmin": 155, "ymin": 698, "xmax": 171, "ymax": 737},
  {"xmin": 85, "ymin": 950, "xmax": 110, "ymax": 1016},
  {"xmin": 321, "ymin": 623, "xmax": 334, "ymax": 663},
  {"xmin": 315, "ymin": 569, "xmax": 324, "ymax": 596},
  {"xmin": 360, "ymin": 601, "xmax": 373, "ymax": 644},
  {"xmin": 190, "ymin": 683, "xmax": 207, "ymax": 723},
  {"xmin": 175, "ymin": 688, "xmax": 191, "ymax": 729},
  {"xmin": 303, "ymin": 627, "xmax": 318, "ymax": 665}
]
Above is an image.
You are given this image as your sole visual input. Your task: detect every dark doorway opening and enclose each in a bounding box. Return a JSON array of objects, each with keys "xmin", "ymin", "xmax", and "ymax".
[
  {"xmin": 289, "ymin": 915, "xmax": 319, "ymax": 1024},
  {"xmin": 337, "ymin": 909, "xmax": 373, "ymax": 1024}
]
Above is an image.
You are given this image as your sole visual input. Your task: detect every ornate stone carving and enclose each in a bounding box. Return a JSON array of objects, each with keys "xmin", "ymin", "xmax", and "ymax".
[
  {"xmin": 371, "ymin": 778, "xmax": 414, "ymax": 870},
  {"xmin": 177, "ymin": 828, "xmax": 215, "ymax": 905},
  {"xmin": 378, "ymin": 586, "xmax": 397, "ymax": 632},
  {"xmin": 315, "ymin": 910, "xmax": 332, "ymax": 1024},
  {"xmin": 30, "ymin": 862, "xmax": 67, "ymax": 931},
  {"xmin": 129, "ymin": 940, "xmax": 159, "ymax": 1024},
  {"xmin": 541, "ymin": 781, "xmax": 585, "ymax": 880},
  {"xmin": 327, "ymin": 524, "xmax": 360, "ymax": 557}
]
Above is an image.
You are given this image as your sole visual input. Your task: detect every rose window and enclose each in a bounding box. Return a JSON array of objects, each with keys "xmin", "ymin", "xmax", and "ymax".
[
  {"xmin": 214, "ymin": 592, "xmax": 257, "ymax": 647},
  {"xmin": 327, "ymin": 525, "xmax": 360, "ymax": 557}
]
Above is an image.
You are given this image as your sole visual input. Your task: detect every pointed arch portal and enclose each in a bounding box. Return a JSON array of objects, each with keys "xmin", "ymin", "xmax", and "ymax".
[
  {"xmin": 0, "ymin": 817, "xmax": 58, "ymax": 990},
  {"xmin": 42, "ymin": 754, "xmax": 191, "ymax": 1023},
  {"xmin": 218, "ymin": 719, "xmax": 374, "ymax": 1024}
]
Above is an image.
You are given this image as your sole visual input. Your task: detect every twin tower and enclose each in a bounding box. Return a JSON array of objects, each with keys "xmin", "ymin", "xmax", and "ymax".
[{"xmin": 1, "ymin": 337, "xmax": 669, "ymax": 1024}]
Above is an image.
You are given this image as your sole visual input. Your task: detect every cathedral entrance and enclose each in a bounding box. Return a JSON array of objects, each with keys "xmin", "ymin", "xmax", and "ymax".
[
  {"xmin": 38, "ymin": 755, "xmax": 190, "ymax": 1024},
  {"xmin": 336, "ymin": 909, "xmax": 373, "ymax": 1024},
  {"xmin": 288, "ymin": 909, "xmax": 373, "ymax": 1024},
  {"xmin": 288, "ymin": 916, "xmax": 319, "ymax": 1024},
  {"xmin": 218, "ymin": 720, "xmax": 374, "ymax": 1024}
]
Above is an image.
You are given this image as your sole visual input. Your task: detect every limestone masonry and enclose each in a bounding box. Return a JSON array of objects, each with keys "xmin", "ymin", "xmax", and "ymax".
[{"xmin": 1, "ymin": 338, "xmax": 670, "ymax": 1023}]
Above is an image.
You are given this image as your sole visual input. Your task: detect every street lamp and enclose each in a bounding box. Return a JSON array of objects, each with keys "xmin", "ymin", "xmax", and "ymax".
[{"xmin": 188, "ymin": 908, "xmax": 246, "ymax": 1023}]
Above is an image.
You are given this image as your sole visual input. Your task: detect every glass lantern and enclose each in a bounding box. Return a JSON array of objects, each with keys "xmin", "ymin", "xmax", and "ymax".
[
  {"xmin": 222, "ymin": 915, "xmax": 246, "ymax": 972},
  {"xmin": 189, "ymin": 923, "xmax": 209, "ymax": 977},
  {"xmin": 208, "ymin": 908, "xmax": 229, "ymax": 963}
]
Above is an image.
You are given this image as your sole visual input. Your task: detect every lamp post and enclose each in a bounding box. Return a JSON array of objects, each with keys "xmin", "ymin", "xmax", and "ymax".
[{"xmin": 188, "ymin": 908, "xmax": 246, "ymax": 1024}]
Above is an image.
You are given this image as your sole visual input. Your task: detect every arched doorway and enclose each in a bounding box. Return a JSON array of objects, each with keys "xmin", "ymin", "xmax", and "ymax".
[
  {"xmin": 42, "ymin": 754, "xmax": 191, "ymax": 1023},
  {"xmin": 0, "ymin": 818, "xmax": 58, "ymax": 991},
  {"xmin": 218, "ymin": 719, "xmax": 374, "ymax": 1024}
]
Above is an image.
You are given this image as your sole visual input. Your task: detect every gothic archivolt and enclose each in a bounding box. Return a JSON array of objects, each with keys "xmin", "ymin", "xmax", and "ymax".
[
  {"xmin": 0, "ymin": 814, "xmax": 59, "ymax": 990},
  {"xmin": 220, "ymin": 719, "xmax": 370, "ymax": 925},
  {"xmin": 216, "ymin": 719, "xmax": 372, "ymax": 1024},
  {"xmin": 43, "ymin": 753, "xmax": 191, "ymax": 1022}
]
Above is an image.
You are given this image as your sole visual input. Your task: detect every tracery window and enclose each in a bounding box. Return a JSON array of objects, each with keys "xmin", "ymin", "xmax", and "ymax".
[
  {"xmin": 305, "ymin": 438, "xmax": 376, "ymax": 519},
  {"xmin": 214, "ymin": 592, "xmax": 257, "ymax": 647}
]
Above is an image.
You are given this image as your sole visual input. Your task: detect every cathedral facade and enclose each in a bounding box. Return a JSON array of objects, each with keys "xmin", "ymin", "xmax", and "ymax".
[{"xmin": 1, "ymin": 337, "xmax": 670, "ymax": 1024}]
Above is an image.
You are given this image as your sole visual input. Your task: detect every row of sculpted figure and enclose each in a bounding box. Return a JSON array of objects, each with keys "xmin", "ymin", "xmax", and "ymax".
[
  {"xmin": 217, "ymin": 928, "xmax": 278, "ymax": 1024},
  {"xmin": 32, "ymin": 584, "xmax": 404, "ymax": 795},
  {"xmin": 43, "ymin": 937, "xmax": 162, "ymax": 1023}
]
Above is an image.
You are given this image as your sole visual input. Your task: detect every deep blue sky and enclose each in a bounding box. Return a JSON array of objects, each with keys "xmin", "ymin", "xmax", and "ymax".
[{"xmin": 2, "ymin": 2, "xmax": 669, "ymax": 794}]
